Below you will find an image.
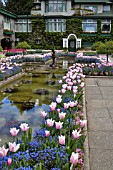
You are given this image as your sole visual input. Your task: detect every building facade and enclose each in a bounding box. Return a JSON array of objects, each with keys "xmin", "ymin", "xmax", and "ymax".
[{"xmin": 0, "ymin": 0, "xmax": 113, "ymax": 51}]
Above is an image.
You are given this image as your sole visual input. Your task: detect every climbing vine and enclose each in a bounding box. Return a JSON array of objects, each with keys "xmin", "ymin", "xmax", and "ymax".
[{"xmin": 15, "ymin": 16, "xmax": 113, "ymax": 49}]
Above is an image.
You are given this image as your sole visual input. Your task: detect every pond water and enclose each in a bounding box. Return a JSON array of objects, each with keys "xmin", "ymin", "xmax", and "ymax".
[{"xmin": 0, "ymin": 70, "xmax": 65, "ymax": 146}]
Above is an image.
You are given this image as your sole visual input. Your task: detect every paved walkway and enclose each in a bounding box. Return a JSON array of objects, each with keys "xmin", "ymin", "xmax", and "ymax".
[{"xmin": 85, "ymin": 77, "xmax": 113, "ymax": 170}]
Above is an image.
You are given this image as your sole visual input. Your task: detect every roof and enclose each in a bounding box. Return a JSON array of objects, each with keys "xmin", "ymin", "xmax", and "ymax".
[
  {"xmin": 93, "ymin": 11, "xmax": 113, "ymax": 17},
  {"xmin": 0, "ymin": 8, "xmax": 17, "ymax": 18},
  {"xmin": 74, "ymin": 0, "xmax": 112, "ymax": 3}
]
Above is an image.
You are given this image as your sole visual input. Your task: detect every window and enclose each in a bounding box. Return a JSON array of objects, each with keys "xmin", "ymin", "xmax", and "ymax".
[
  {"xmin": 101, "ymin": 19, "xmax": 111, "ymax": 33},
  {"xmin": 84, "ymin": 6, "xmax": 97, "ymax": 13},
  {"xmin": 82, "ymin": 19, "xmax": 97, "ymax": 32},
  {"xmin": 103, "ymin": 5, "xmax": 110, "ymax": 12},
  {"xmin": 4, "ymin": 16, "xmax": 10, "ymax": 22},
  {"xmin": 77, "ymin": 41, "xmax": 80, "ymax": 48},
  {"xmin": 46, "ymin": 19, "xmax": 66, "ymax": 32},
  {"xmin": 45, "ymin": 0, "xmax": 67, "ymax": 12},
  {"xmin": 15, "ymin": 19, "xmax": 32, "ymax": 32},
  {"xmin": 4, "ymin": 16, "xmax": 10, "ymax": 30}
]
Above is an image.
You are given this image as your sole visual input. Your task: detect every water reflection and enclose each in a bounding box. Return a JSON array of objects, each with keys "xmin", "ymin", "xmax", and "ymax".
[
  {"xmin": 0, "ymin": 70, "xmax": 65, "ymax": 146},
  {"xmin": 0, "ymin": 97, "xmax": 50, "ymax": 146}
]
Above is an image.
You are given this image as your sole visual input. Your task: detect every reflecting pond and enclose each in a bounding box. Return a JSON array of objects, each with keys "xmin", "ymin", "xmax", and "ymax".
[{"xmin": 0, "ymin": 69, "xmax": 66, "ymax": 146}]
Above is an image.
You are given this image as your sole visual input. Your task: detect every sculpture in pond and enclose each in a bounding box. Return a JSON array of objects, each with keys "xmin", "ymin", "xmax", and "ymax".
[
  {"xmin": 34, "ymin": 89, "xmax": 49, "ymax": 95},
  {"xmin": 3, "ymin": 87, "xmax": 18, "ymax": 93},
  {"xmin": 45, "ymin": 80, "xmax": 55, "ymax": 85},
  {"xmin": 22, "ymin": 101, "xmax": 35, "ymax": 110},
  {"xmin": 50, "ymin": 49, "xmax": 56, "ymax": 67}
]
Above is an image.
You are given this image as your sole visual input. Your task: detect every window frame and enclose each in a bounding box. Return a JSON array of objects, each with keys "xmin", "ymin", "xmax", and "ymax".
[{"xmin": 46, "ymin": 18, "xmax": 66, "ymax": 32}]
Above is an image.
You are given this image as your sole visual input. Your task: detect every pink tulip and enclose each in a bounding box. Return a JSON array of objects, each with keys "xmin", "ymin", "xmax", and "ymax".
[
  {"xmin": 0, "ymin": 146, "xmax": 9, "ymax": 157},
  {"xmin": 7, "ymin": 158, "xmax": 12, "ymax": 165},
  {"xmin": 57, "ymin": 109, "xmax": 60, "ymax": 113},
  {"xmin": 62, "ymin": 84, "xmax": 67, "ymax": 89},
  {"xmin": 77, "ymin": 79, "xmax": 81, "ymax": 84},
  {"xmin": 9, "ymin": 142, "xmax": 20, "ymax": 152},
  {"xmin": 41, "ymin": 111, "xmax": 47, "ymax": 118},
  {"xmin": 66, "ymin": 78, "xmax": 71, "ymax": 83},
  {"xmin": 59, "ymin": 112, "xmax": 66, "ymax": 119},
  {"xmin": 73, "ymin": 89, "xmax": 77, "ymax": 94},
  {"xmin": 63, "ymin": 76, "xmax": 67, "ymax": 80},
  {"xmin": 72, "ymin": 129, "xmax": 81, "ymax": 139},
  {"xmin": 55, "ymin": 121, "xmax": 63, "ymax": 129},
  {"xmin": 70, "ymin": 152, "xmax": 79, "ymax": 164},
  {"xmin": 61, "ymin": 89, "xmax": 66, "ymax": 94},
  {"xmin": 20, "ymin": 123, "xmax": 29, "ymax": 132},
  {"xmin": 45, "ymin": 130, "xmax": 50, "ymax": 137},
  {"xmin": 68, "ymin": 82, "xmax": 73, "ymax": 86},
  {"xmin": 50, "ymin": 102, "xmax": 57, "ymax": 111},
  {"xmin": 73, "ymin": 86, "xmax": 78, "ymax": 90},
  {"xmin": 56, "ymin": 97, "xmax": 62, "ymax": 103},
  {"xmin": 10, "ymin": 127, "xmax": 19, "ymax": 137},
  {"xmin": 80, "ymin": 120, "xmax": 87, "ymax": 127},
  {"xmin": 46, "ymin": 118, "xmax": 54, "ymax": 127},
  {"xmin": 76, "ymin": 148, "xmax": 81, "ymax": 153},
  {"xmin": 58, "ymin": 135, "xmax": 65, "ymax": 145},
  {"xmin": 59, "ymin": 80, "xmax": 62, "ymax": 84},
  {"xmin": 73, "ymin": 80, "xmax": 77, "ymax": 84},
  {"xmin": 69, "ymin": 101, "xmax": 75, "ymax": 108},
  {"xmin": 64, "ymin": 103, "xmax": 69, "ymax": 109},
  {"xmin": 80, "ymin": 82, "xmax": 85, "ymax": 88},
  {"xmin": 67, "ymin": 86, "xmax": 71, "ymax": 90}
]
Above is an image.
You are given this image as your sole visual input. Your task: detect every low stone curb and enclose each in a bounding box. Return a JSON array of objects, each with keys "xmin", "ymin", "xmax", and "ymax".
[
  {"xmin": 0, "ymin": 72, "xmax": 24, "ymax": 88},
  {"xmin": 83, "ymin": 83, "xmax": 90, "ymax": 170}
]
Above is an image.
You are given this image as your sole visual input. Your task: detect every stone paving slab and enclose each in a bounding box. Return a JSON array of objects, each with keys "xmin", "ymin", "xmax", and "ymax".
[
  {"xmin": 85, "ymin": 77, "xmax": 113, "ymax": 170},
  {"xmin": 85, "ymin": 87, "xmax": 101, "ymax": 95},
  {"xmin": 86, "ymin": 108, "xmax": 110, "ymax": 118},
  {"xmin": 88, "ymin": 131, "xmax": 113, "ymax": 149},
  {"xmin": 89, "ymin": 149, "xmax": 113, "ymax": 170},
  {"xmin": 100, "ymin": 87, "xmax": 113, "ymax": 94},
  {"xmin": 97, "ymin": 79, "xmax": 113, "ymax": 86},
  {"xmin": 86, "ymin": 100, "xmax": 106, "ymax": 109},
  {"xmin": 87, "ymin": 116, "xmax": 113, "ymax": 131},
  {"xmin": 105, "ymin": 101, "xmax": 113, "ymax": 108},
  {"xmin": 85, "ymin": 78, "xmax": 97, "ymax": 86},
  {"xmin": 85, "ymin": 95, "xmax": 103, "ymax": 100}
]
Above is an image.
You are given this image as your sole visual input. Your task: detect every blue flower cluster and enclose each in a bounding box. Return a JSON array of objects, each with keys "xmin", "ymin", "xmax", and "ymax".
[
  {"xmin": 14, "ymin": 166, "xmax": 33, "ymax": 170},
  {"xmin": 29, "ymin": 146, "xmax": 68, "ymax": 169}
]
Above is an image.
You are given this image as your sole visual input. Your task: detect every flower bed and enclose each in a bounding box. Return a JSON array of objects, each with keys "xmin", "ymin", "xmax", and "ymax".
[
  {"xmin": 75, "ymin": 53, "xmax": 100, "ymax": 64},
  {"xmin": 0, "ymin": 54, "xmax": 51, "ymax": 81},
  {"xmin": 0, "ymin": 63, "xmax": 87, "ymax": 170}
]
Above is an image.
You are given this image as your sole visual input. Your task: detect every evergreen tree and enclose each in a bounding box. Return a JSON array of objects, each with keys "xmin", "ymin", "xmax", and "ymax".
[
  {"xmin": 0, "ymin": 0, "xmax": 4, "ymax": 7},
  {"xmin": 5, "ymin": 0, "xmax": 34, "ymax": 15}
]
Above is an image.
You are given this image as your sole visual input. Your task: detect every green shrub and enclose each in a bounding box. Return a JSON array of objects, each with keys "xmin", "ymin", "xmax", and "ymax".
[
  {"xmin": 96, "ymin": 43, "xmax": 106, "ymax": 54},
  {"xmin": 16, "ymin": 41, "xmax": 31, "ymax": 49},
  {"xmin": 0, "ymin": 54, "xmax": 6, "ymax": 58},
  {"xmin": 0, "ymin": 46, "xmax": 3, "ymax": 52},
  {"xmin": 91, "ymin": 41, "xmax": 104, "ymax": 51}
]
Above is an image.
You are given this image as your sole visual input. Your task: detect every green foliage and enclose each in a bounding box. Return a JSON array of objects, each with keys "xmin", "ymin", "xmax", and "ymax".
[
  {"xmin": 91, "ymin": 41, "xmax": 104, "ymax": 50},
  {"xmin": 0, "ymin": 45, "xmax": 3, "ymax": 52},
  {"xmin": 97, "ymin": 19, "xmax": 101, "ymax": 34},
  {"xmin": 93, "ymin": 40, "xmax": 113, "ymax": 54},
  {"xmin": 96, "ymin": 43, "xmax": 106, "ymax": 54},
  {"xmin": 83, "ymin": 51, "xmax": 97, "ymax": 56},
  {"xmin": 16, "ymin": 41, "xmax": 31, "ymax": 49},
  {"xmin": 5, "ymin": 0, "xmax": 34, "ymax": 15},
  {"xmin": 0, "ymin": 54, "xmax": 6, "ymax": 58},
  {"xmin": 105, "ymin": 40, "xmax": 113, "ymax": 54},
  {"xmin": 66, "ymin": 18, "xmax": 82, "ymax": 37}
]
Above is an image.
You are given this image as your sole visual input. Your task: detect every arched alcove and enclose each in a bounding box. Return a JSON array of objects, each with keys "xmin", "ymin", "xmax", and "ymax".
[{"xmin": 63, "ymin": 34, "xmax": 81, "ymax": 52}]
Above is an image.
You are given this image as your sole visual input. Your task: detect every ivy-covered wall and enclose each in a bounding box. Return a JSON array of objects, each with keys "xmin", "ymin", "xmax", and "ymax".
[{"xmin": 15, "ymin": 17, "xmax": 113, "ymax": 49}]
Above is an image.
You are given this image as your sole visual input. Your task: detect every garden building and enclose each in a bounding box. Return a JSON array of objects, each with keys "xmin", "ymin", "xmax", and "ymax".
[{"xmin": 0, "ymin": 0, "xmax": 113, "ymax": 51}]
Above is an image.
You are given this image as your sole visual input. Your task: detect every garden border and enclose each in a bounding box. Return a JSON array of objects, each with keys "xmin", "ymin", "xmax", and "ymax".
[
  {"xmin": 83, "ymin": 82, "xmax": 90, "ymax": 170},
  {"xmin": 0, "ymin": 72, "xmax": 24, "ymax": 88}
]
